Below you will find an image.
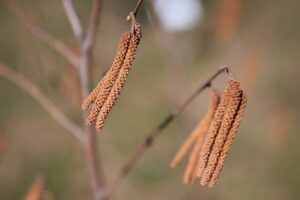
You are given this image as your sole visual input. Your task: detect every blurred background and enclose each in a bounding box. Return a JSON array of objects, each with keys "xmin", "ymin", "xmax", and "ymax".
[{"xmin": 0, "ymin": 0, "xmax": 300, "ymax": 199}]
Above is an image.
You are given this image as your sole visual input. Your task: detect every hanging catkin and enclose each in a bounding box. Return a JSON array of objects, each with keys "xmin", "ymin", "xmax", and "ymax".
[
  {"xmin": 82, "ymin": 32, "xmax": 132, "ymax": 111},
  {"xmin": 95, "ymin": 23, "xmax": 142, "ymax": 132},
  {"xmin": 183, "ymin": 91, "xmax": 220, "ymax": 184},
  {"xmin": 200, "ymin": 80, "xmax": 242, "ymax": 186},
  {"xmin": 196, "ymin": 80, "xmax": 233, "ymax": 177},
  {"xmin": 208, "ymin": 95, "xmax": 247, "ymax": 187},
  {"xmin": 170, "ymin": 91, "xmax": 219, "ymax": 168}
]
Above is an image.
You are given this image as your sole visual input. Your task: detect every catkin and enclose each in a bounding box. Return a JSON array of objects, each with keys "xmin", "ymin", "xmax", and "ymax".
[
  {"xmin": 82, "ymin": 32, "xmax": 132, "ymax": 111},
  {"xmin": 208, "ymin": 95, "xmax": 247, "ymax": 188},
  {"xmin": 183, "ymin": 92, "xmax": 220, "ymax": 184},
  {"xmin": 196, "ymin": 80, "xmax": 233, "ymax": 177},
  {"xmin": 200, "ymin": 81, "xmax": 242, "ymax": 186},
  {"xmin": 171, "ymin": 91, "xmax": 220, "ymax": 169},
  {"xmin": 95, "ymin": 23, "xmax": 142, "ymax": 132}
]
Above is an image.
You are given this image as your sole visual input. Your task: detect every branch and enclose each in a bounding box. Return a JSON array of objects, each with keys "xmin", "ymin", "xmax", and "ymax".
[
  {"xmin": 106, "ymin": 66, "xmax": 230, "ymax": 196},
  {"xmin": 8, "ymin": 2, "xmax": 79, "ymax": 68},
  {"xmin": 70, "ymin": 0, "xmax": 105, "ymax": 199},
  {"xmin": 82, "ymin": 0, "xmax": 101, "ymax": 51},
  {"xmin": 62, "ymin": 0, "xmax": 84, "ymax": 42},
  {"xmin": 0, "ymin": 63, "xmax": 86, "ymax": 145},
  {"xmin": 133, "ymin": 0, "xmax": 144, "ymax": 17}
]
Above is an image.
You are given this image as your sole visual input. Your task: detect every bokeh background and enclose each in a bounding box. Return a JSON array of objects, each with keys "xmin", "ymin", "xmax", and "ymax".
[{"xmin": 0, "ymin": 0, "xmax": 300, "ymax": 199}]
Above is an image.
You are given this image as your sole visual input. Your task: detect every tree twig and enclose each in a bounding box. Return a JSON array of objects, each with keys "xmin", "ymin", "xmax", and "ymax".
[
  {"xmin": 62, "ymin": 0, "xmax": 84, "ymax": 42},
  {"xmin": 72, "ymin": 0, "xmax": 105, "ymax": 199},
  {"xmin": 0, "ymin": 63, "xmax": 86, "ymax": 145},
  {"xmin": 82, "ymin": 0, "xmax": 101, "ymax": 51},
  {"xmin": 133, "ymin": 0, "xmax": 144, "ymax": 17},
  {"xmin": 8, "ymin": 2, "xmax": 79, "ymax": 68},
  {"xmin": 105, "ymin": 66, "xmax": 230, "ymax": 196}
]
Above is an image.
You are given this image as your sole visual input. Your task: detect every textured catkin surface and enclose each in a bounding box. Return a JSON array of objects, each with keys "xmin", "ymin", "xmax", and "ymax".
[
  {"xmin": 82, "ymin": 32, "xmax": 132, "ymax": 112},
  {"xmin": 95, "ymin": 23, "xmax": 143, "ymax": 132},
  {"xmin": 200, "ymin": 81, "xmax": 242, "ymax": 186},
  {"xmin": 208, "ymin": 94, "xmax": 247, "ymax": 188},
  {"xmin": 183, "ymin": 92, "xmax": 220, "ymax": 184},
  {"xmin": 196, "ymin": 80, "xmax": 233, "ymax": 177}
]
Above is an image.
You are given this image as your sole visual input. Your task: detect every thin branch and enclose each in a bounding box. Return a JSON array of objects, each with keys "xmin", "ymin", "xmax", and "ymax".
[
  {"xmin": 72, "ymin": 0, "xmax": 105, "ymax": 199},
  {"xmin": 133, "ymin": 0, "xmax": 144, "ymax": 17},
  {"xmin": 8, "ymin": 2, "xmax": 79, "ymax": 68},
  {"xmin": 62, "ymin": 0, "xmax": 84, "ymax": 42},
  {"xmin": 82, "ymin": 0, "xmax": 101, "ymax": 51},
  {"xmin": 0, "ymin": 63, "xmax": 86, "ymax": 145},
  {"xmin": 105, "ymin": 66, "xmax": 230, "ymax": 196}
]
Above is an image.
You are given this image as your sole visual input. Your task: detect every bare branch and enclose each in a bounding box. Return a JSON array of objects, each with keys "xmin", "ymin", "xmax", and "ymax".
[
  {"xmin": 83, "ymin": 0, "xmax": 101, "ymax": 51},
  {"xmin": 8, "ymin": 2, "xmax": 79, "ymax": 68},
  {"xmin": 106, "ymin": 66, "xmax": 230, "ymax": 196},
  {"xmin": 0, "ymin": 63, "xmax": 86, "ymax": 145},
  {"xmin": 62, "ymin": 0, "xmax": 84, "ymax": 42},
  {"xmin": 73, "ymin": 0, "xmax": 105, "ymax": 199}
]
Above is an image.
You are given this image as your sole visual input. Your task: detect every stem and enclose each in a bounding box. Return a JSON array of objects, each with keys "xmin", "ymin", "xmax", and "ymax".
[
  {"xmin": 106, "ymin": 66, "xmax": 229, "ymax": 196},
  {"xmin": 8, "ymin": 2, "xmax": 78, "ymax": 68},
  {"xmin": 0, "ymin": 63, "xmax": 86, "ymax": 145},
  {"xmin": 75, "ymin": 1, "xmax": 105, "ymax": 199},
  {"xmin": 62, "ymin": 0, "xmax": 84, "ymax": 42}
]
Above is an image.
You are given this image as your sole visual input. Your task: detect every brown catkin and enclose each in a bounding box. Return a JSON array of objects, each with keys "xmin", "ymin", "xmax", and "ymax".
[
  {"xmin": 95, "ymin": 23, "xmax": 142, "ymax": 132},
  {"xmin": 196, "ymin": 80, "xmax": 233, "ymax": 177},
  {"xmin": 171, "ymin": 92, "xmax": 220, "ymax": 169},
  {"xmin": 200, "ymin": 81, "xmax": 242, "ymax": 186},
  {"xmin": 183, "ymin": 91, "xmax": 220, "ymax": 184},
  {"xmin": 208, "ymin": 95, "xmax": 247, "ymax": 187},
  {"xmin": 82, "ymin": 32, "xmax": 132, "ymax": 111}
]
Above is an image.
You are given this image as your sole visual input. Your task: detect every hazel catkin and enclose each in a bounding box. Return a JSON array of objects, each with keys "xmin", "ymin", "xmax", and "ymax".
[
  {"xmin": 95, "ymin": 23, "xmax": 142, "ymax": 132},
  {"xmin": 82, "ymin": 32, "xmax": 132, "ymax": 111},
  {"xmin": 196, "ymin": 80, "xmax": 233, "ymax": 177},
  {"xmin": 200, "ymin": 81, "xmax": 242, "ymax": 186},
  {"xmin": 183, "ymin": 91, "xmax": 220, "ymax": 184},
  {"xmin": 208, "ymin": 94, "xmax": 247, "ymax": 187}
]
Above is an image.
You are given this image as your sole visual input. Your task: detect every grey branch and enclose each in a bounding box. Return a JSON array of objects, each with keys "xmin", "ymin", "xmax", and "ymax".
[
  {"xmin": 8, "ymin": 2, "xmax": 79, "ymax": 68},
  {"xmin": 62, "ymin": 0, "xmax": 84, "ymax": 42},
  {"xmin": 0, "ymin": 63, "xmax": 86, "ymax": 145}
]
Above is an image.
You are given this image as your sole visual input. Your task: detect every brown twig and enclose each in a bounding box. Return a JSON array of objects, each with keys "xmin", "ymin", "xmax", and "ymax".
[
  {"xmin": 105, "ymin": 66, "xmax": 230, "ymax": 196},
  {"xmin": 0, "ymin": 63, "xmax": 86, "ymax": 145},
  {"xmin": 62, "ymin": 0, "xmax": 84, "ymax": 42},
  {"xmin": 73, "ymin": 0, "xmax": 105, "ymax": 199},
  {"xmin": 8, "ymin": 2, "xmax": 78, "ymax": 68},
  {"xmin": 82, "ymin": 0, "xmax": 101, "ymax": 51}
]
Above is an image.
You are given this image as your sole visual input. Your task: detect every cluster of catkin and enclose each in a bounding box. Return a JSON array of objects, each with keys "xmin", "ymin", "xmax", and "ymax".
[
  {"xmin": 170, "ymin": 79, "xmax": 247, "ymax": 188},
  {"xmin": 82, "ymin": 23, "xmax": 142, "ymax": 133}
]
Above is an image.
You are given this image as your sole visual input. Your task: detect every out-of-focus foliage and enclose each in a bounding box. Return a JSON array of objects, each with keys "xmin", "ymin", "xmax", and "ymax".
[{"xmin": 0, "ymin": 0, "xmax": 300, "ymax": 199}]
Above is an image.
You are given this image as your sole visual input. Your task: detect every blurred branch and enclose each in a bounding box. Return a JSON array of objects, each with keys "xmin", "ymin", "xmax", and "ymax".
[
  {"xmin": 82, "ymin": 0, "xmax": 101, "ymax": 51},
  {"xmin": 67, "ymin": 0, "xmax": 105, "ymax": 199},
  {"xmin": 8, "ymin": 2, "xmax": 79, "ymax": 68},
  {"xmin": 106, "ymin": 66, "xmax": 230, "ymax": 196},
  {"xmin": 0, "ymin": 63, "xmax": 86, "ymax": 145},
  {"xmin": 24, "ymin": 176, "xmax": 46, "ymax": 200},
  {"xmin": 133, "ymin": 0, "xmax": 144, "ymax": 17},
  {"xmin": 62, "ymin": 0, "xmax": 84, "ymax": 42}
]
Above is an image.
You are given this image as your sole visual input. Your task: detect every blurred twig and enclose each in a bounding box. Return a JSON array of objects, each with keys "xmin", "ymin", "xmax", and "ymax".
[
  {"xmin": 24, "ymin": 176, "xmax": 46, "ymax": 200},
  {"xmin": 106, "ymin": 66, "xmax": 230, "ymax": 196},
  {"xmin": 8, "ymin": 2, "xmax": 78, "ymax": 68},
  {"xmin": 0, "ymin": 63, "xmax": 86, "ymax": 145},
  {"xmin": 64, "ymin": 0, "xmax": 106, "ymax": 199},
  {"xmin": 62, "ymin": 0, "xmax": 84, "ymax": 42}
]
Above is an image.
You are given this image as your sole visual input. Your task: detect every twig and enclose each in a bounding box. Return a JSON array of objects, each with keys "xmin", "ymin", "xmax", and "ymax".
[
  {"xmin": 0, "ymin": 63, "xmax": 86, "ymax": 145},
  {"xmin": 62, "ymin": 0, "xmax": 84, "ymax": 42},
  {"xmin": 8, "ymin": 2, "xmax": 79, "ymax": 68},
  {"xmin": 82, "ymin": 0, "xmax": 101, "ymax": 51},
  {"xmin": 105, "ymin": 66, "xmax": 230, "ymax": 196},
  {"xmin": 133, "ymin": 0, "xmax": 144, "ymax": 17},
  {"xmin": 72, "ymin": 0, "xmax": 105, "ymax": 199}
]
